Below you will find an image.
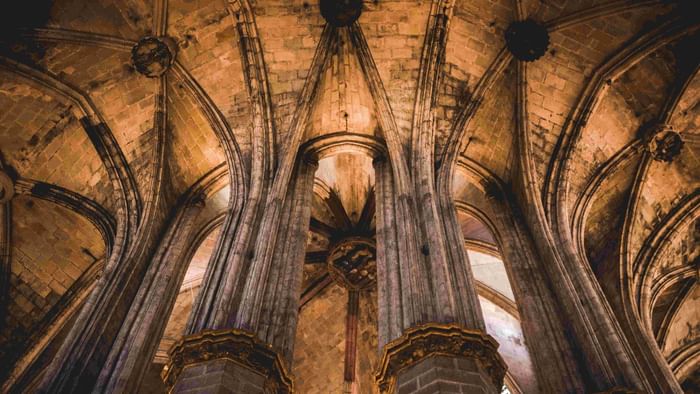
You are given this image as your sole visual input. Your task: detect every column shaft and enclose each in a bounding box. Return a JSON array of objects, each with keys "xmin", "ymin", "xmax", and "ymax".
[
  {"xmin": 167, "ymin": 159, "xmax": 316, "ymax": 393},
  {"xmin": 374, "ymin": 158, "xmax": 505, "ymax": 393},
  {"xmin": 94, "ymin": 200, "xmax": 205, "ymax": 392}
]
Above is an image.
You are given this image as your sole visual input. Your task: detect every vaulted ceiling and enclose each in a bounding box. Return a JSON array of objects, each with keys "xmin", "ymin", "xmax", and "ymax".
[{"xmin": 0, "ymin": 0, "xmax": 698, "ymax": 389}]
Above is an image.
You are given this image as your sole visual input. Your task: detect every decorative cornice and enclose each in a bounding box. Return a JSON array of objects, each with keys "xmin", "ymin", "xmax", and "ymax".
[
  {"xmin": 374, "ymin": 323, "xmax": 506, "ymax": 393},
  {"xmin": 163, "ymin": 329, "xmax": 293, "ymax": 393}
]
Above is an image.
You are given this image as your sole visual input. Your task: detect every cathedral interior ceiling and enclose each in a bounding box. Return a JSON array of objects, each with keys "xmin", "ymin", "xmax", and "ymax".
[{"xmin": 0, "ymin": 0, "xmax": 698, "ymax": 390}]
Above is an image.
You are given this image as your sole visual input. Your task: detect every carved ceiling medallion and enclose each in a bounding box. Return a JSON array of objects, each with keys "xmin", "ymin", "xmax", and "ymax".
[
  {"xmin": 646, "ymin": 126, "xmax": 683, "ymax": 163},
  {"xmin": 327, "ymin": 237, "xmax": 376, "ymax": 290},
  {"xmin": 131, "ymin": 36, "xmax": 177, "ymax": 78},
  {"xmin": 319, "ymin": 0, "xmax": 363, "ymax": 27},
  {"xmin": 505, "ymin": 19, "xmax": 549, "ymax": 62}
]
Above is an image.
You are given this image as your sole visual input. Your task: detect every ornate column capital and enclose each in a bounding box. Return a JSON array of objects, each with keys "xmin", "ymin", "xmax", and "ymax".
[
  {"xmin": 374, "ymin": 323, "xmax": 507, "ymax": 393},
  {"xmin": 163, "ymin": 328, "xmax": 294, "ymax": 393}
]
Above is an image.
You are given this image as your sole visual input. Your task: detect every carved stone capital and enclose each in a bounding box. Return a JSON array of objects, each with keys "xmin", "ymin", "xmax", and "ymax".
[
  {"xmin": 0, "ymin": 171, "xmax": 15, "ymax": 204},
  {"xmin": 375, "ymin": 323, "xmax": 507, "ymax": 393},
  {"xmin": 163, "ymin": 328, "xmax": 293, "ymax": 393}
]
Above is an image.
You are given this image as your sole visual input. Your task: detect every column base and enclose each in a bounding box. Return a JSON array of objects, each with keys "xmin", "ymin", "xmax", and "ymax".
[
  {"xmin": 163, "ymin": 329, "xmax": 293, "ymax": 393},
  {"xmin": 375, "ymin": 323, "xmax": 506, "ymax": 394}
]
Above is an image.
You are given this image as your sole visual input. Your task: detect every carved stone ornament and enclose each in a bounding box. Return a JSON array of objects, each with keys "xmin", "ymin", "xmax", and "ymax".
[
  {"xmin": 327, "ymin": 237, "xmax": 377, "ymax": 290},
  {"xmin": 163, "ymin": 328, "xmax": 294, "ymax": 393},
  {"xmin": 319, "ymin": 0, "xmax": 363, "ymax": 27},
  {"xmin": 131, "ymin": 36, "xmax": 177, "ymax": 78},
  {"xmin": 0, "ymin": 171, "xmax": 15, "ymax": 204},
  {"xmin": 505, "ymin": 19, "xmax": 550, "ymax": 62},
  {"xmin": 645, "ymin": 125, "xmax": 683, "ymax": 163},
  {"xmin": 374, "ymin": 323, "xmax": 507, "ymax": 393}
]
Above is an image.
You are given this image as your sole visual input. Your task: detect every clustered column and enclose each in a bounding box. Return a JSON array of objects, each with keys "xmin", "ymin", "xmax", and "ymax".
[
  {"xmin": 164, "ymin": 158, "xmax": 317, "ymax": 393},
  {"xmin": 373, "ymin": 157, "xmax": 506, "ymax": 394}
]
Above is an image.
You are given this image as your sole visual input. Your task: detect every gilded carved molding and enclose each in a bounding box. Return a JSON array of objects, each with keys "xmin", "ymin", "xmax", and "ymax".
[
  {"xmin": 374, "ymin": 323, "xmax": 507, "ymax": 393},
  {"xmin": 163, "ymin": 329, "xmax": 293, "ymax": 393}
]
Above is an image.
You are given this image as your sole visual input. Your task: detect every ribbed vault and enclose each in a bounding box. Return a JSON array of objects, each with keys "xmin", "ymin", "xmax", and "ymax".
[{"xmin": 0, "ymin": 0, "xmax": 698, "ymax": 391}]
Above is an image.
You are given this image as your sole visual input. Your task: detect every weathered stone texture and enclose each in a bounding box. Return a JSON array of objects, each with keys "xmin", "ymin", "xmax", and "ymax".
[
  {"xmin": 527, "ymin": 10, "xmax": 672, "ymax": 187},
  {"xmin": 172, "ymin": 359, "xmax": 267, "ymax": 394},
  {"xmin": 1, "ymin": 0, "xmax": 698, "ymax": 392},
  {"xmin": 0, "ymin": 195, "xmax": 103, "ymax": 377},
  {"xmin": 360, "ymin": 0, "xmax": 430, "ymax": 143},
  {"xmin": 168, "ymin": 0, "xmax": 253, "ymax": 156},
  {"xmin": 48, "ymin": 0, "xmax": 152, "ymax": 40},
  {"xmin": 166, "ymin": 79, "xmax": 226, "ymax": 195},
  {"xmin": 292, "ymin": 283, "xmax": 347, "ymax": 393},
  {"xmin": 456, "ymin": 65, "xmax": 516, "ymax": 181},
  {"xmin": 356, "ymin": 289, "xmax": 380, "ymax": 394},
  {"xmin": 396, "ymin": 355, "xmax": 496, "ymax": 394}
]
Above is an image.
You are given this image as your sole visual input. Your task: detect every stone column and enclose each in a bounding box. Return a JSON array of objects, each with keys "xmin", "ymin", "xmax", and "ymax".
[
  {"xmin": 165, "ymin": 159, "xmax": 317, "ymax": 393},
  {"xmin": 484, "ymin": 193, "xmax": 587, "ymax": 392},
  {"xmin": 373, "ymin": 158, "xmax": 506, "ymax": 394},
  {"xmin": 34, "ymin": 72, "xmax": 172, "ymax": 392},
  {"xmin": 93, "ymin": 196, "xmax": 206, "ymax": 392}
]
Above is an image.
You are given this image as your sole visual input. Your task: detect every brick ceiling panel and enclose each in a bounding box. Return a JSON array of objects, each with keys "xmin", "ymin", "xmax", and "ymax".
[
  {"xmin": 0, "ymin": 76, "xmax": 115, "ymax": 214},
  {"xmin": 527, "ymin": 10, "xmax": 671, "ymax": 188},
  {"xmin": 662, "ymin": 285, "xmax": 700, "ymax": 358},
  {"xmin": 194, "ymin": 185, "xmax": 229, "ymax": 229},
  {"xmin": 48, "ymin": 0, "xmax": 153, "ymax": 41},
  {"xmin": 37, "ymin": 43, "xmax": 157, "ymax": 198},
  {"xmin": 168, "ymin": 0, "xmax": 253, "ymax": 158},
  {"xmin": 359, "ymin": 0, "xmax": 431, "ymax": 144},
  {"xmin": 584, "ymin": 151, "xmax": 637, "ymax": 273},
  {"xmin": 651, "ymin": 218, "xmax": 699, "ymax": 285},
  {"xmin": 459, "ymin": 64, "xmax": 516, "ymax": 182},
  {"xmin": 568, "ymin": 87, "xmax": 641, "ymax": 212},
  {"xmin": 254, "ymin": 0, "xmax": 325, "ymax": 144},
  {"xmin": 1, "ymin": 195, "xmax": 104, "ymax": 369},
  {"xmin": 672, "ymin": 70, "xmax": 700, "ymax": 136},
  {"xmin": 305, "ymin": 37, "xmax": 378, "ymax": 140},
  {"xmin": 165, "ymin": 79, "xmax": 226, "ymax": 195},
  {"xmin": 613, "ymin": 47, "xmax": 676, "ymax": 123},
  {"xmin": 630, "ymin": 145, "xmax": 700, "ymax": 265},
  {"xmin": 437, "ymin": 0, "xmax": 513, "ymax": 155}
]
